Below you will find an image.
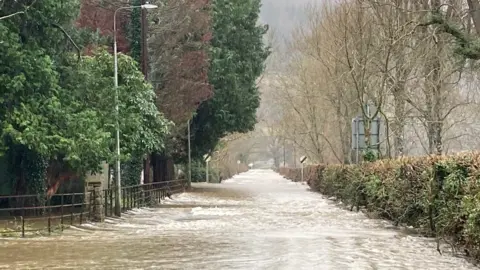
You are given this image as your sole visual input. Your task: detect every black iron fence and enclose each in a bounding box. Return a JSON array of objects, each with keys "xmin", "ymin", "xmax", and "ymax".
[
  {"xmin": 103, "ymin": 180, "xmax": 186, "ymax": 217},
  {"xmin": 0, "ymin": 180, "xmax": 186, "ymax": 237}
]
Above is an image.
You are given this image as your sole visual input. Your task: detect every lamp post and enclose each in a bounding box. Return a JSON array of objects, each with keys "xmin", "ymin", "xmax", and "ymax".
[
  {"xmin": 113, "ymin": 3, "xmax": 158, "ymax": 217},
  {"xmin": 187, "ymin": 119, "xmax": 192, "ymax": 188}
]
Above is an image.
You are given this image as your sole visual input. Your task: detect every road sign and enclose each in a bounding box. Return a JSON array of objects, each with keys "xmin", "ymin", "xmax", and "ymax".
[
  {"xmin": 299, "ymin": 156, "xmax": 307, "ymax": 182},
  {"xmin": 351, "ymin": 117, "xmax": 381, "ymax": 150}
]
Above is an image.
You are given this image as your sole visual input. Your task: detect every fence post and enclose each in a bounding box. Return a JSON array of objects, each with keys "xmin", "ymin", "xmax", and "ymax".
[
  {"xmin": 130, "ymin": 187, "xmax": 134, "ymax": 209},
  {"xmin": 21, "ymin": 208, "xmax": 25, "ymax": 238},
  {"xmin": 70, "ymin": 193, "xmax": 75, "ymax": 225},
  {"xmin": 128, "ymin": 187, "xmax": 134, "ymax": 210},
  {"xmin": 86, "ymin": 182, "xmax": 104, "ymax": 222},
  {"xmin": 104, "ymin": 190, "xmax": 108, "ymax": 218},
  {"xmin": 122, "ymin": 188, "xmax": 125, "ymax": 212},
  {"xmin": 60, "ymin": 194, "xmax": 64, "ymax": 231},
  {"xmin": 108, "ymin": 189, "xmax": 113, "ymax": 216},
  {"xmin": 125, "ymin": 187, "xmax": 128, "ymax": 210},
  {"xmin": 80, "ymin": 192, "xmax": 84, "ymax": 225},
  {"xmin": 88, "ymin": 189, "xmax": 92, "ymax": 221},
  {"xmin": 122, "ymin": 188, "xmax": 130, "ymax": 211},
  {"xmin": 133, "ymin": 187, "xmax": 137, "ymax": 208},
  {"xmin": 47, "ymin": 199, "xmax": 51, "ymax": 235}
]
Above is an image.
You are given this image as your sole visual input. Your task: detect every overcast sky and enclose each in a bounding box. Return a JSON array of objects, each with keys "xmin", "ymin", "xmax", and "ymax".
[{"xmin": 259, "ymin": 0, "xmax": 321, "ymax": 41}]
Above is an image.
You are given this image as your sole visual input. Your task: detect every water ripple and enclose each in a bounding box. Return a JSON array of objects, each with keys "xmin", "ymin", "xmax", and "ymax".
[{"xmin": 0, "ymin": 170, "xmax": 476, "ymax": 269}]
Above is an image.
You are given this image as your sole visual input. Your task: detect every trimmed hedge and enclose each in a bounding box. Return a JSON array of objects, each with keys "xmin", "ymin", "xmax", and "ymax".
[{"xmin": 279, "ymin": 153, "xmax": 480, "ymax": 260}]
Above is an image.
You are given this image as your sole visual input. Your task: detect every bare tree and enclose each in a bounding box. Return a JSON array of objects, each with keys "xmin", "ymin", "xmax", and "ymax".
[
  {"xmin": 266, "ymin": 0, "xmax": 480, "ymax": 163},
  {"xmin": 148, "ymin": 0, "xmax": 212, "ymax": 126}
]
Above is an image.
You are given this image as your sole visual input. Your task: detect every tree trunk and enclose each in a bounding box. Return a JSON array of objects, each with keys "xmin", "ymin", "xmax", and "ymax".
[
  {"xmin": 392, "ymin": 88, "xmax": 406, "ymax": 157},
  {"xmin": 143, "ymin": 155, "xmax": 151, "ymax": 184},
  {"xmin": 467, "ymin": 0, "xmax": 480, "ymax": 35},
  {"xmin": 152, "ymin": 152, "xmax": 175, "ymax": 183},
  {"xmin": 423, "ymin": 0, "xmax": 444, "ymax": 155}
]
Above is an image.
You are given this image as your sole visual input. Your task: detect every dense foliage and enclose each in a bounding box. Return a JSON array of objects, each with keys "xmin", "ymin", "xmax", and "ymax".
[
  {"xmin": 188, "ymin": 160, "xmax": 219, "ymax": 183},
  {"xmin": 280, "ymin": 154, "xmax": 480, "ymax": 260},
  {"xmin": 0, "ymin": 0, "xmax": 170, "ymax": 196},
  {"xmin": 128, "ymin": 0, "xmax": 142, "ymax": 64},
  {"xmin": 188, "ymin": 0, "xmax": 270, "ymax": 159},
  {"xmin": 0, "ymin": 0, "xmax": 269, "ymax": 194}
]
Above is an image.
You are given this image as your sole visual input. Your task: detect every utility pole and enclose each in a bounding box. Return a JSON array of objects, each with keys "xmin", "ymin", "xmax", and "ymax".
[
  {"xmin": 188, "ymin": 119, "xmax": 192, "ymax": 188},
  {"xmin": 206, "ymin": 160, "xmax": 209, "ymax": 183},
  {"xmin": 141, "ymin": 0, "xmax": 151, "ymax": 185},
  {"xmin": 140, "ymin": 0, "xmax": 148, "ymax": 76},
  {"xmin": 293, "ymin": 145, "xmax": 297, "ymax": 168}
]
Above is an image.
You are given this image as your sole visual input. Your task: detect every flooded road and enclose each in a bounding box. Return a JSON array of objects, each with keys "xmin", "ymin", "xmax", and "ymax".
[{"xmin": 0, "ymin": 170, "xmax": 477, "ymax": 269}]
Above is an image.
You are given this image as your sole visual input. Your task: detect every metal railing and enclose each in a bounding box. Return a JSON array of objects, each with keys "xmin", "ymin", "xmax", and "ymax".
[
  {"xmin": 103, "ymin": 180, "xmax": 186, "ymax": 217},
  {"xmin": 0, "ymin": 179, "xmax": 186, "ymax": 237},
  {"xmin": 0, "ymin": 192, "xmax": 88, "ymax": 237}
]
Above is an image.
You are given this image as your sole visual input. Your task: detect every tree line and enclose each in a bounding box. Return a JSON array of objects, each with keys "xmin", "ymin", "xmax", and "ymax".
[
  {"xmin": 267, "ymin": 0, "xmax": 480, "ymax": 165},
  {"xmin": 0, "ymin": 0, "xmax": 269, "ymax": 196}
]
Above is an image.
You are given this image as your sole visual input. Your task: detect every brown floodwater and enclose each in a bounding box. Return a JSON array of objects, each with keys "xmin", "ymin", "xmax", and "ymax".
[{"xmin": 0, "ymin": 170, "xmax": 477, "ymax": 269}]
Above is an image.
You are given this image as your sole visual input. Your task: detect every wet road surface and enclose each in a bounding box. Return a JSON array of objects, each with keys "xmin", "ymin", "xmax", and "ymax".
[{"xmin": 0, "ymin": 170, "xmax": 477, "ymax": 269}]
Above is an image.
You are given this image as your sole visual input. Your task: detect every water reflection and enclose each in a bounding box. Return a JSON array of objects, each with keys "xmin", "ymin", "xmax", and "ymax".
[{"xmin": 0, "ymin": 170, "xmax": 476, "ymax": 269}]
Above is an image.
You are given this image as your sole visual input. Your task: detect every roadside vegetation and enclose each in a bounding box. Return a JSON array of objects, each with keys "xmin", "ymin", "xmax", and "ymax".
[
  {"xmin": 0, "ymin": 0, "xmax": 268, "ymax": 197},
  {"xmin": 272, "ymin": 0, "xmax": 480, "ymax": 262},
  {"xmin": 281, "ymin": 154, "xmax": 480, "ymax": 260}
]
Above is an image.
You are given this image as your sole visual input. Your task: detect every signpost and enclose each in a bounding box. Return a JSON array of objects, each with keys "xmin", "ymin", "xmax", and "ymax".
[
  {"xmin": 300, "ymin": 156, "xmax": 307, "ymax": 182},
  {"xmin": 204, "ymin": 154, "xmax": 211, "ymax": 183},
  {"xmin": 351, "ymin": 116, "xmax": 381, "ymax": 163},
  {"xmin": 237, "ymin": 160, "xmax": 240, "ymax": 174}
]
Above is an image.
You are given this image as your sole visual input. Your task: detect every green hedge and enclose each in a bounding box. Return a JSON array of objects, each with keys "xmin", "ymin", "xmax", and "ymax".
[
  {"xmin": 189, "ymin": 160, "xmax": 220, "ymax": 183},
  {"xmin": 279, "ymin": 153, "xmax": 480, "ymax": 260}
]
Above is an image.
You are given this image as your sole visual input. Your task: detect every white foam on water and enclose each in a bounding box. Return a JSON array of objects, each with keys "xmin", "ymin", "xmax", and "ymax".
[
  {"xmin": 190, "ymin": 206, "xmax": 239, "ymax": 217},
  {"xmin": 0, "ymin": 169, "xmax": 476, "ymax": 269}
]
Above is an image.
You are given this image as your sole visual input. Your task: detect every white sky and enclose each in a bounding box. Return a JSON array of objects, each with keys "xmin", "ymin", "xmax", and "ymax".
[{"xmin": 260, "ymin": 0, "xmax": 323, "ymax": 40}]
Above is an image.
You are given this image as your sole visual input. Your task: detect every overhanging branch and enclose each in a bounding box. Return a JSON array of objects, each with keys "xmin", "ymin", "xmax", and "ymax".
[{"xmin": 419, "ymin": 11, "xmax": 480, "ymax": 60}]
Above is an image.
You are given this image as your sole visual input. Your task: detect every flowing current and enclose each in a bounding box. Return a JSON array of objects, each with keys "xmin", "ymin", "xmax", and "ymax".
[{"xmin": 0, "ymin": 170, "xmax": 476, "ymax": 269}]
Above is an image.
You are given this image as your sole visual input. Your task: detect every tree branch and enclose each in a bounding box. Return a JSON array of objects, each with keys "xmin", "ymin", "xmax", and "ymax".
[
  {"xmin": 0, "ymin": 0, "xmax": 38, "ymax": 20},
  {"xmin": 50, "ymin": 23, "xmax": 81, "ymax": 62}
]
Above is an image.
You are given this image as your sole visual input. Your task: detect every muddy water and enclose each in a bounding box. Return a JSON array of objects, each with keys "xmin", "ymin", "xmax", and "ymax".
[{"xmin": 0, "ymin": 170, "xmax": 476, "ymax": 269}]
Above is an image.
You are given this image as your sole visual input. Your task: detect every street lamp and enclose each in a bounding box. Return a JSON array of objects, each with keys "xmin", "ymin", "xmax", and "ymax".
[
  {"xmin": 187, "ymin": 119, "xmax": 192, "ymax": 189},
  {"xmin": 113, "ymin": 3, "xmax": 158, "ymax": 217}
]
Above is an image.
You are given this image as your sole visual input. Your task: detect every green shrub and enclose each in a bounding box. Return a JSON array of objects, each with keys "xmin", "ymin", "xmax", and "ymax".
[
  {"xmin": 279, "ymin": 153, "xmax": 480, "ymax": 260},
  {"xmin": 190, "ymin": 160, "xmax": 220, "ymax": 183}
]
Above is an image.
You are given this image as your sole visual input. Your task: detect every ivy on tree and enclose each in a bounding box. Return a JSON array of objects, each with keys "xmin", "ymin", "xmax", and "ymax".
[
  {"xmin": 124, "ymin": 0, "xmax": 146, "ymax": 186},
  {"xmin": 0, "ymin": 0, "xmax": 171, "ymax": 195},
  {"xmin": 422, "ymin": 10, "xmax": 480, "ymax": 60}
]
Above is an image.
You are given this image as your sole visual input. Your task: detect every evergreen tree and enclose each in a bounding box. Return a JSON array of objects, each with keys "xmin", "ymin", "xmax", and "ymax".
[{"xmin": 189, "ymin": 0, "xmax": 270, "ymax": 159}]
